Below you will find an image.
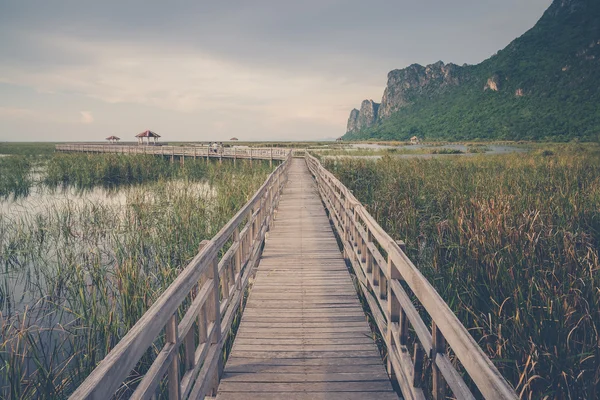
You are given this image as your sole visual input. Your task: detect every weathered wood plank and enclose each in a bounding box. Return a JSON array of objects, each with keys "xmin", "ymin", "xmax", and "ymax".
[{"xmin": 216, "ymin": 159, "xmax": 395, "ymax": 399}]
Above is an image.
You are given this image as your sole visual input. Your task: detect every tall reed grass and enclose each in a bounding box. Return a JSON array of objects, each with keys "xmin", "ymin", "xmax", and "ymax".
[
  {"xmin": 323, "ymin": 144, "xmax": 600, "ymax": 398},
  {"xmin": 0, "ymin": 156, "xmax": 32, "ymax": 198},
  {"xmin": 0, "ymin": 155, "xmax": 272, "ymax": 398}
]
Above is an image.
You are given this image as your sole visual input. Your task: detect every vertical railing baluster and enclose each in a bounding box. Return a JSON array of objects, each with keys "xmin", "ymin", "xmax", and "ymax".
[
  {"xmin": 413, "ymin": 343, "xmax": 425, "ymax": 389},
  {"xmin": 166, "ymin": 315, "xmax": 180, "ymax": 400},
  {"xmin": 233, "ymin": 228, "xmax": 241, "ymax": 288},
  {"xmin": 197, "ymin": 241, "xmax": 210, "ymax": 349},
  {"xmin": 387, "ymin": 254, "xmax": 401, "ymax": 383},
  {"xmin": 207, "ymin": 251, "xmax": 222, "ymax": 395},
  {"xmin": 432, "ymin": 322, "xmax": 447, "ymax": 400}
]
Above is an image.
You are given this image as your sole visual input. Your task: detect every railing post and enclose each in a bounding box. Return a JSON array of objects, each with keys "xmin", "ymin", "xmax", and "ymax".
[
  {"xmin": 413, "ymin": 343, "xmax": 425, "ymax": 388},
  {"xmin": 207, "ymin": 248, "xmax": 222, "ymax": 395},
  {"xmin": 432, "ymin": 322, "xmax": 447, "ymax": 400},
  {"xmin": 386, "ymin": 250, "xmax": 401, "ymax": 384},
  {"xmin": 166, "ymin": 315, "xmax": 180, "ymax": 400},
  {"xmin": 197, "ymin": 240, "xmax": 210, "ymax": 356},
  {"xmin": 233, "ymin": 228, "xmax": 242, "ymax": 288}
]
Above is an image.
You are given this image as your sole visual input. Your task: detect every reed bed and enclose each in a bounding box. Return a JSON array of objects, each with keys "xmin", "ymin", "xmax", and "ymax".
[
  {"xmin": 0, "ymin": 156, "xmax": 32, "ymax": 198},
  {"xmin": 0, "ymin": 155, "xmax": 272, "ymax": 398},
  {"xmin": 323, "ymin": 144, "xmax": 600, "ymax": 398}
]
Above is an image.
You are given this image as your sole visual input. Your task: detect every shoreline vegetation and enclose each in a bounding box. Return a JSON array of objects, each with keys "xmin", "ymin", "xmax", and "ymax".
[
  {"xmin": 322, "ymin": 143, "xmax": 600, "ymax": 398},
  {"xmin": 0, "ymin": 147, "xmax": 273, "ymax": 398}
]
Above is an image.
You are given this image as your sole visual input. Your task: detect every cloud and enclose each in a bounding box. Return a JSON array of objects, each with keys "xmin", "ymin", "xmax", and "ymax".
[
  {"xmin": 0, "ymin": 36, "xmax": 381, "ymax": 128},
  {"xmin": 0, "ymin": 106, "xmax": 35, "ymax": 118},
  {"xmin": 0, "ymin": 0, "xmax": 552, "ymax": 141},
  {"xmin": 80, "ymin": 111, "xmax": 94, "ymax": 124}
]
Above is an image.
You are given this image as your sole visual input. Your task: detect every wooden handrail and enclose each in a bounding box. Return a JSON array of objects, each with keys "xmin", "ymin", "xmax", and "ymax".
[
  {"xmin": 305, "ymin": 152, "xmax": 517, "ymax": 400},
  {"xmin": 69, "ymin": 151, "xmax": 292, "ymax": 399}
]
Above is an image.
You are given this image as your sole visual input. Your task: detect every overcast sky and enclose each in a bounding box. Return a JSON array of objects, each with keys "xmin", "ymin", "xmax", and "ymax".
[{"xmin": 0, "ymin": 0, "xmax": 552, "ymax": 142}]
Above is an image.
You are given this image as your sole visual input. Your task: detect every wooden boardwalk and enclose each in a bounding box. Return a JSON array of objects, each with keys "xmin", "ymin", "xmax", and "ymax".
[{"xmin": 216, "ymin": 159, "xmax": 397, "ymax": 399}]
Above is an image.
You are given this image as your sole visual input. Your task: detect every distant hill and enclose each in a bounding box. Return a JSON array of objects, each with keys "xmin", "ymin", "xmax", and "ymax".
[{"xmin": 343, "ymin": 0, "xmax": 600, "ymax": 142}]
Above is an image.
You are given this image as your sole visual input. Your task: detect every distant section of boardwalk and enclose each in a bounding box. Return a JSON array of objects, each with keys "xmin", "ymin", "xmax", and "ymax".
[
  {"xmin": 55, "ymin": 144, "xmax": 290, "ymax": 162},
  {"xmin": 216, "ymin": 159, "xmax": 397, "ymax": 399}
]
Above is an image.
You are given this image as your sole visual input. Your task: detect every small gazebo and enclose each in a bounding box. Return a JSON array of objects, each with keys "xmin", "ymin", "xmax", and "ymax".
[
  {"xmin": 106, "ymin": 135, "xmax": 120, "ymax": 144},
  {"xmin": 136, "ymin": 130, "xmax": 161, "ymax": 145},
  {"xmin": 229, "ymin": 137, "xmax": 239, "ymax": 141}
]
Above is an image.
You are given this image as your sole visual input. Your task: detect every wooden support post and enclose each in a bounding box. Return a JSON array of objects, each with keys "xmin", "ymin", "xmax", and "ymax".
[
  {"xmin": 432, "ymin": 322, "xmax": 447, "ymax": 400},
  {"xmin": 166, "ymin": 314, "xmax": 181, "ymax": 400},
  {"xmin": 197, "ymin": 240, "xmax": 210, "ymax": 350},
  {"xmin": 396, "ymin": 240, "xmax": 406, "ymax": 252},
  {"xmin": 207, "ymin": 251, "xmax": 222, "ymax": 396},
  {"xmin": 413, "ymin": 343, "xmax": 425, "ymax": 388},
  {"xmin": 386, "ymin": 253, "xmax": 402, "ymax": 382},
  {"xmin": 233, "ymin": 228, "xmax": 241, "ymax": 287}
]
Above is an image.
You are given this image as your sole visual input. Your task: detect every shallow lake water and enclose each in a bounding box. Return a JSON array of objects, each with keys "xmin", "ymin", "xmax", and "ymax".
[{"xmin": 0, "ymin": 180, "xmax": 213, "ymax": 217}]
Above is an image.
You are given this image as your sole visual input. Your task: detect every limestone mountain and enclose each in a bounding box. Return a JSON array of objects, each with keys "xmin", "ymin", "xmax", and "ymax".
[{"xmin": 343, "ymin": 0, "xmax": 600, "ymax": 141}]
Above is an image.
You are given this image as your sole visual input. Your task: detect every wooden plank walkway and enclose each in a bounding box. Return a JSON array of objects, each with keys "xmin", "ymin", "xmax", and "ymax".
[{"xmin": 216, "ymin": 159, "xmax": 397, "ymax": 399}]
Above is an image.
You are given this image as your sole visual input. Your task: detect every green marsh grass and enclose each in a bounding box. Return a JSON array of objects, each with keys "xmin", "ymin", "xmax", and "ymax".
[
  {"xmin": 0, "ymin": 155, "xmax": 272, "ymax": 398},
  {"xmin": 323, "ymin": 144, "xmax": 600, "ymax": 398},
  {"xmin": 0, "ymin": 156, "xmax": 32, "ymax": 198}
]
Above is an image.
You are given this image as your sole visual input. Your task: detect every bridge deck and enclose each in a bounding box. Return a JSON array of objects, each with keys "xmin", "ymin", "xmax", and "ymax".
[{"xmin": 216, "ymin": 159, "xmax": 397, "ymax": 399}]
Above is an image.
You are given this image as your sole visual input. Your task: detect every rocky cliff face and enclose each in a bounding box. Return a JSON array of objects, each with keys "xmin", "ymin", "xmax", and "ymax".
[
  {"xmin": 346, "ymin": 99, "xmax": 380, "ymax": 133},
  {"xmin": 346, "ymin": 61, "xmax": 465, "ymax": 132},
  {"xmin": 378, "ymin": 61, "xmax": 464, "ymax": 119},
  {"xmin": 346, "ymin": 108, "xmax": 360, "ymax": 133}
]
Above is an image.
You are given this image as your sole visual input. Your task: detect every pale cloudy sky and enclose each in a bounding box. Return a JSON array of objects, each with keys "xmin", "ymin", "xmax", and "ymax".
[{"xmin": 0, "ymin": 0, "xmax": 551, "ymax": 142}]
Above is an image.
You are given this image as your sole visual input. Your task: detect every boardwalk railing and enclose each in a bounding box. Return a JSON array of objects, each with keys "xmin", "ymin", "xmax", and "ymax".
[
  {"xmin": 56, "ymin": 144, "xmax": 290, "ymax": 161},
  {"xmin": 70, "ymin": 151, "xmax": 292, "ymax": 399},
  {"xmin": 306, "ymin": 153, "xmax": 517, "ymax": 400}
]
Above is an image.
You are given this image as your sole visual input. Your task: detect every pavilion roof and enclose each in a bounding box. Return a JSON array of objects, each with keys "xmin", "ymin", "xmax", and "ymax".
[
  {"xmin": 136, "ymin": 130, "xmax": 161, "ymax": 138},
  {"xmin": 106, "ymin": 135, "xmax": 120, "ymax": 140}
]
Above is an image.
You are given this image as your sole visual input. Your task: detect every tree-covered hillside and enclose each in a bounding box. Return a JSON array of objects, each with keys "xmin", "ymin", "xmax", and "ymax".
[{"xmin": 344, "ymin": 0, "xmax": 600, "ymax": 142}]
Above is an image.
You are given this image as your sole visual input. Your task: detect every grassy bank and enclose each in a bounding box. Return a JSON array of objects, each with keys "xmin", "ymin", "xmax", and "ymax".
[
  {"xmin": 323, "ymin": 144, "xmax": 600, "ymax": 398},
  {"xmin": 0, "ymin": 155, "xmax": 272, "ymax": 398}
]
